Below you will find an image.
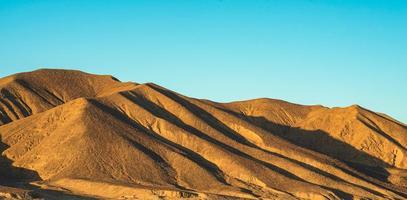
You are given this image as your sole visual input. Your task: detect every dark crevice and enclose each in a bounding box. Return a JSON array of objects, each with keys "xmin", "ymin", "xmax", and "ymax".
[
  {"xmin": 0, "ymin": 98, "xmax": 20, "ymax": 120},
  {"xmin": 0, "ymin": 105, "xmax": 12, "ymax": 124},
  {"xmin": 42, "ymin": 88, "xmax": 65, "ymax": 104},
  {"xmin": 0, "ymin": 89, "xmax": 31, "ymax": 117},
  {"xmin": 15, "ymin": 79, "xmax": 58, "ymax": 107}
]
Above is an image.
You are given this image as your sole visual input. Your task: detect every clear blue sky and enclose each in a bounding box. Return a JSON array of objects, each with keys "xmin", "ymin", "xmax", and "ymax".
[{"xmin": 0, "ymin": 0, "xmax": 406, "ymax": 122}]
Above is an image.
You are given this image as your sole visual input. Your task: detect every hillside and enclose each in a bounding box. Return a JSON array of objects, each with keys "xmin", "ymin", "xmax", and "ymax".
[{"xmin": 0, "ymin": 69, "xmax": 406, "ymax": 199}]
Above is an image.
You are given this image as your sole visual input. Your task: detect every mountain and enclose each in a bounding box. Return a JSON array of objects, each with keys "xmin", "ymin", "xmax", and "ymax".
[{"xmin": 0, "ymin": 69, "xmax": 406, "ymax": 200}]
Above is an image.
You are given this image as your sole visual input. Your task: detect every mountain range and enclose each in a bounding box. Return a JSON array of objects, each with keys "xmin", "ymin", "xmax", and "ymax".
[{"xmin": 0, "ymin": 69, "xmax": 406, "ymax": 199}]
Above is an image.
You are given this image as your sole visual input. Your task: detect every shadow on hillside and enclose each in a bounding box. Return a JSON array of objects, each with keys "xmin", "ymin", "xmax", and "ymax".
[
  {"xmin": 223, "ymin": 111, "xmax": 392, "ymax": 179},
  {"xmin": 233, "ymin": 114, "xmax": 407, "ymax": 198},
  {"xmin": 0, "ymin": 139, "xmax": 97, "ymax": 199},
  {"xmin": 0, "ymin": 141, "xmax": 39, "ymax": 184},
  {"xmin": 85, "ymin": 86, "xmax": 401, "ymax": 199},
  {"xmin": 142, "ymin": 84, "xmax": 407, "ymax": 198},
  {"xmin": 143, "ymin": 84, "xmax": 392, "ymax": 180}
]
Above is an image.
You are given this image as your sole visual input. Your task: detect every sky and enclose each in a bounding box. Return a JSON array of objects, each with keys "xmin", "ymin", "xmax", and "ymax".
[{"xmin": 0, "ymin": 0, "xmax": 406, "ymax": 122}]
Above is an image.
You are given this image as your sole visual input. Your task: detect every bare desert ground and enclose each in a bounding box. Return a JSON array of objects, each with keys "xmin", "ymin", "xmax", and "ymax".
[{"xmin": 0, "ymin": 69, "xmax": 406, "ymax": 199}]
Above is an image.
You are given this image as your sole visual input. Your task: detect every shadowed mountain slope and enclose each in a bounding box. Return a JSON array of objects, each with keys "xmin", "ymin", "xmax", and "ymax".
[{"xmin": 0, "ymin": 69, "xmax": 406, "ymax": 199}]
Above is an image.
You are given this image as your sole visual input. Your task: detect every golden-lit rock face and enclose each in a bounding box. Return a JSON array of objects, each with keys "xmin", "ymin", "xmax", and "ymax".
[{"xmin": 0, "ymin": 69, "xmax": 406, "ymax": 199}]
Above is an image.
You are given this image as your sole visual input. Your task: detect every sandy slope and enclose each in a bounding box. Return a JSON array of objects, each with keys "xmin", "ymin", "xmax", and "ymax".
[{"xmin": 0, "ymin": 69, "xmax": 406, "ymax": 199}]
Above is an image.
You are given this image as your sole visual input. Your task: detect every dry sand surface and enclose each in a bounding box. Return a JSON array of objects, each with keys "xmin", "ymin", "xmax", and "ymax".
[{"xmin": 0, "ymin": 69, "xmax": 406, "ymax": 199}]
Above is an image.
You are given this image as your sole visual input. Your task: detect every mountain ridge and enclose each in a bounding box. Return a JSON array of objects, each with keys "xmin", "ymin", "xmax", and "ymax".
[{"xmin": 0, "ymin": 69, "xmax": 406, "ymax": 199}]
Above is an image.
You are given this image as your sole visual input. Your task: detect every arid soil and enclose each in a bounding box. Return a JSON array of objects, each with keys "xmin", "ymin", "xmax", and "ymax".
[{"xmin": 0, "ymin": 69, "xmax": 406, "ymax": 199}]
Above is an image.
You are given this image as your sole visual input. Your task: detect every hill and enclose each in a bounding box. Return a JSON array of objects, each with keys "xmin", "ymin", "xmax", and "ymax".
[{"xmin": 0, "ymin": 69, "xmax": 406, "ymax": 199}]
